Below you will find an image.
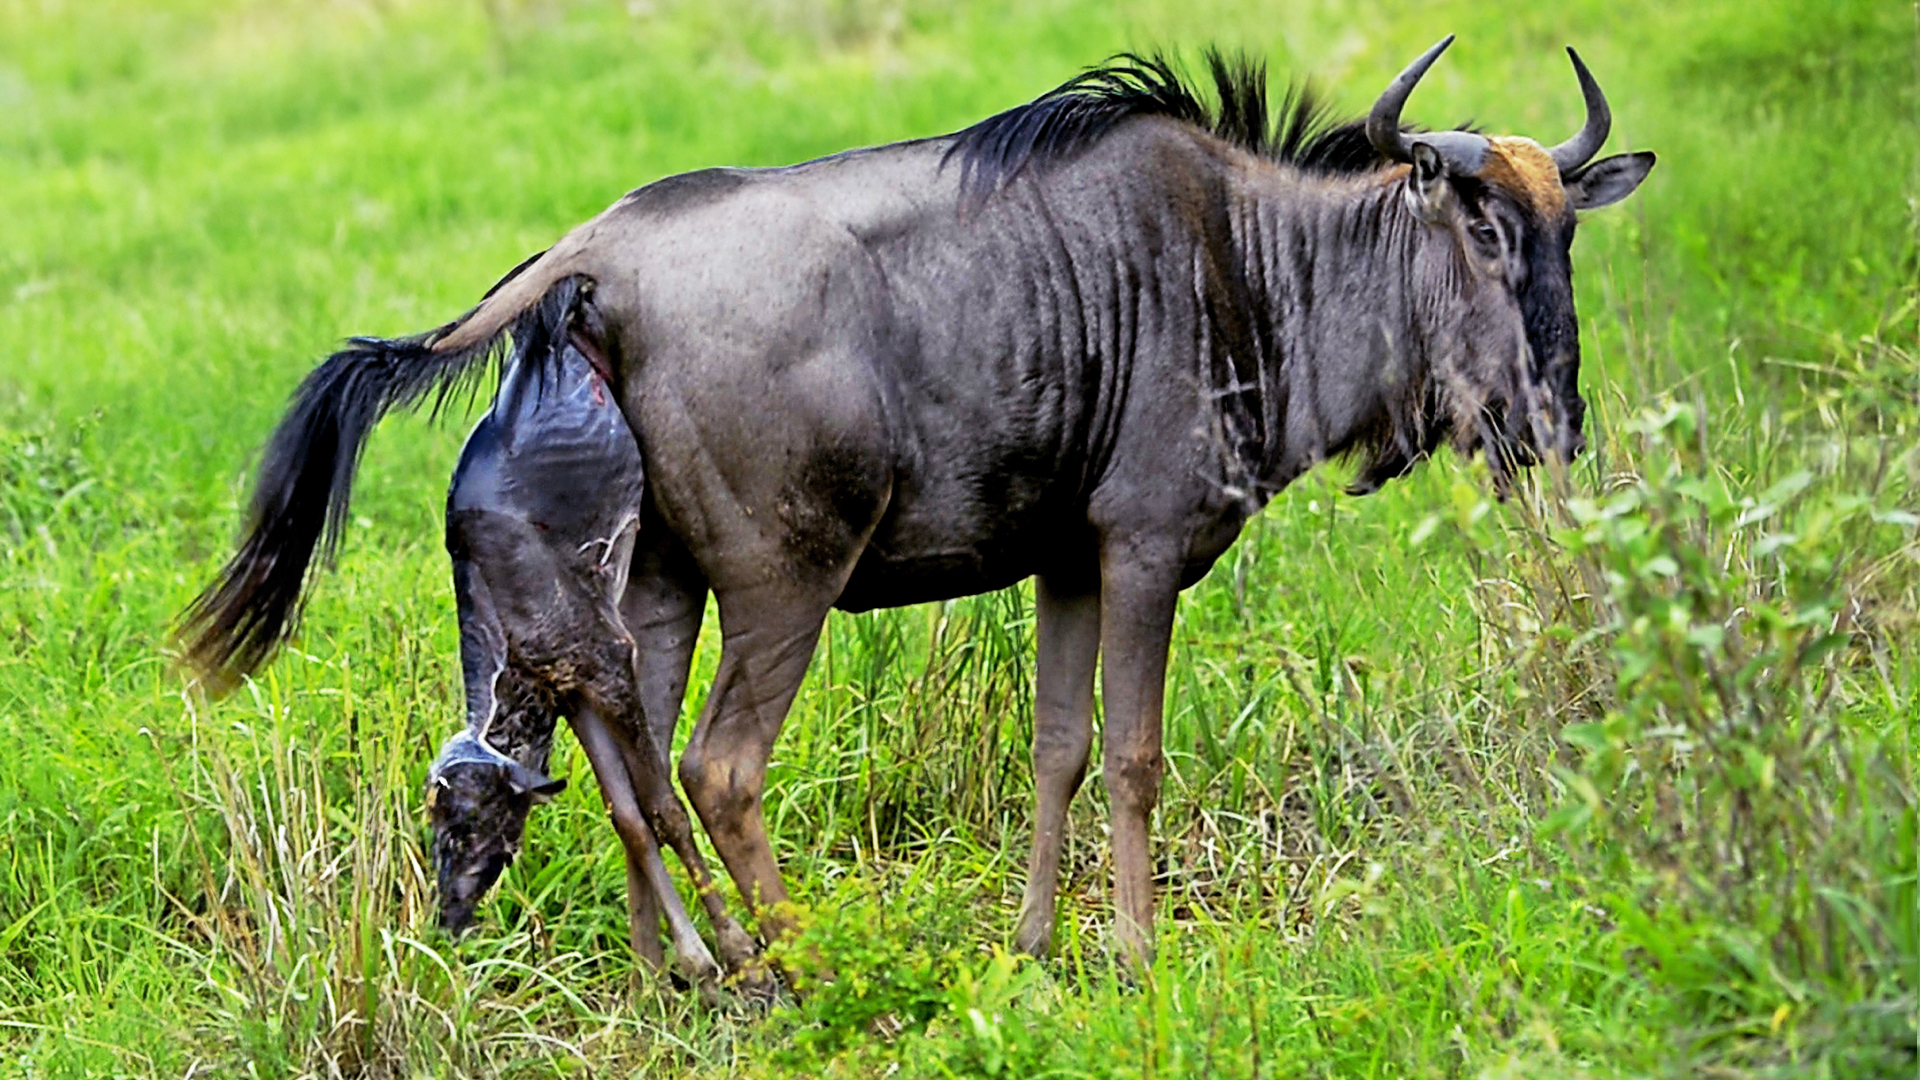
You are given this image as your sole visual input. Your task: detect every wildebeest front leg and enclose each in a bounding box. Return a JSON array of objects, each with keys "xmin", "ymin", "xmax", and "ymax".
[
  {"xmin": 1015, "ymin": 572, "xmax": 1101, "ymax": 957},
  {"xmin": 567, "ymin": 703, "xmax": 723, "ymax": 991},
  {"xmin": 1098, "ymin": 539, "xmax": 1182, "ymax": 970}
]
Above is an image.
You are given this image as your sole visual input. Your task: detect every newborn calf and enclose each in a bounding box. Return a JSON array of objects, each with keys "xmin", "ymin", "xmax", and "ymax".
[{"xmin": 425, "ymin": 326, "xmax": 751, "ymax": 989}]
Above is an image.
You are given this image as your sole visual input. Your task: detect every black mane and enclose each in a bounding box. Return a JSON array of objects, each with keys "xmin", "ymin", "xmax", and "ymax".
[{"xmin": 946, "ymin": 50, "xmax": 1386, "ymax": 200}]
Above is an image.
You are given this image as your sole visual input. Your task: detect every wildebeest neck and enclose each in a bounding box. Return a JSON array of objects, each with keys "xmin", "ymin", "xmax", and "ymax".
[{"xmin": 1214, "ymin": 168, "xmax": 1443, "ymax": 500}]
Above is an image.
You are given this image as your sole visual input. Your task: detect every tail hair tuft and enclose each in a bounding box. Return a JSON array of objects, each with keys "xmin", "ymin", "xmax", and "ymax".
[{"xmin": 177, "ymin": 275, "xmax": 591, "ymax": 693}]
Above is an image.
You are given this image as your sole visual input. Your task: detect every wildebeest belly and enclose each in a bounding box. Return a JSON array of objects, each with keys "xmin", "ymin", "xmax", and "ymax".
[
  {"xmin": 834, "ymin": 535, "xmax": 1050, "ymax": 610},
  {"xmin": 833, "ymin": 467, "xmax": 1089, "ymax": 611}
]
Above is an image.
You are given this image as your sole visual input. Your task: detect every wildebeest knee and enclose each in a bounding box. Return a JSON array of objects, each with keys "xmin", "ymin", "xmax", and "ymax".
[
  {"xmin": 1104, "ymin": 748, "xmax": 1164, "ymax": 810},
  {"xmin": 678, "ymin": 749, "xmax": 759, "ymax": 832},
  {"xmin": 635, "ymin": 769, "xmax": 697, "ymax": 835},
  {"xmin": 1033, "ymin": 725, "xmax": 1093, "ymax": 778},
  {"xmin": 675, "ymin": 739, "xmax": 708, "ymax": 797}
]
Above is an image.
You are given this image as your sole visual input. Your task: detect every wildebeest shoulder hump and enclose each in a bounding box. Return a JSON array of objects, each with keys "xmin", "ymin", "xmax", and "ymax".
[
  {"xmin": 944, "ymin": 49, "xmax": 1393, "ymax": 203},
  {"xmin": 620, "ymin": 167, "xmax": 756, "ymax": 217}
]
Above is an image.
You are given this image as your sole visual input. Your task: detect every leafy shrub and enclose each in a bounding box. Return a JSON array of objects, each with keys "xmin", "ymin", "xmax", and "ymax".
[
  {"xmin": 763, "ymin": 879, "xmax": 968, "ymax": 1069},
  {"xmin": 1494, "ymin": 402, "xmax": 1916, "ymax": 1068},
  {"xmin": 922, "ymin": 949, "xmax": 1060, "ymax": 1079}
]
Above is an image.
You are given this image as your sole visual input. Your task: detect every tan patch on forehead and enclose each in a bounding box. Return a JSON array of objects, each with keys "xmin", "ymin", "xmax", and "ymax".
[{"xmin": 1482, "ymin": 137, "xmax": 1566, "ymax": 216}]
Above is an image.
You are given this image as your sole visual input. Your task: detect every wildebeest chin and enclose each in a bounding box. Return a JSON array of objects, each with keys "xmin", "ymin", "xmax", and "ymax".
[
  {"xmin": 180, "ymin": 36, "xmax": 1653, "ymax": 978},
  {"xmin": 426, "ymin": 721, "xmax": 561, "ymax": 940}
]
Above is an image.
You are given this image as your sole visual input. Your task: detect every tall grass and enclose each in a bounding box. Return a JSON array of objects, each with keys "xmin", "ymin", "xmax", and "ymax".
[{"xmin": 0, "ymin": 0, "xmax": 1913, "ymax": 1076}]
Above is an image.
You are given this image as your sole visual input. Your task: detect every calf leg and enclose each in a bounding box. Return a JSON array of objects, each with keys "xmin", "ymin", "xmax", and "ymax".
[
  {"xmin": 1014, "ymin": 572, "xmax": 1101, "ymax": 957},
  {"xmin": 624, "ymin": 852, "xmax": 664, "ymax": 972},
  {"xmin": 574, "ymin": 631, "xmax": 762, "ymax": 980},
  {"xmin": 618, "ymin": 536, "xmax": 708, "ymax": 967},
  {"xmin": 567, "ymin": 703, "xmax": 721, "ymax": 991},
  {"xmin": 1097, "ymin": 539, "xmax": 1182, "ymax": 970}
]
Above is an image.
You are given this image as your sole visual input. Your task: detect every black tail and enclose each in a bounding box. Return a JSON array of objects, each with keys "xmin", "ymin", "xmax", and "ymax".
[{"xmin": 178, "ymin": 275, "xmax": 590, "ymax": 692}]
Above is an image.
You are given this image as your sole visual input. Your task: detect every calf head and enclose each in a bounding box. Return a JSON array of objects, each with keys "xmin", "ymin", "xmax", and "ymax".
[
  {"xmin": 1370, "ymin": 37, "xmax": 1654, "ymax": 490},
  {"xmin": 427, "ymin": 729, "xmax": 567, "ymax": 935}
]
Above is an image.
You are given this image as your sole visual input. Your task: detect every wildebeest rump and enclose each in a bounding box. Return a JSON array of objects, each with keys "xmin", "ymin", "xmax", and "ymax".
[
  {"xmin": 180, "ymin": 38, "xmax": 1653, "ymax": 970},
  {"xmin": 426, "ymin": 322, "xmax": 758, "ymax": 988}
]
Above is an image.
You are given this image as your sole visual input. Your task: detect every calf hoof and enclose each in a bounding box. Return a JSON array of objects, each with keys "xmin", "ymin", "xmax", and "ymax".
[
  {"xmin": 714, "ymin": 919, "xmax": 760, "ymax": 972},
  {"xmin": 673, "ymin": 950, "xmax": 726, "ymax": 1009}
]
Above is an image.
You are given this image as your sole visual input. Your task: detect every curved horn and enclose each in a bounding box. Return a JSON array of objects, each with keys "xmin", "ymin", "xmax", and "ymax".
[
  {"xmin": 1549, "ymin": 47, "xmax": 1611, "ymax": 174},
  {"xmin": 1368, "ymin": 35, "xmax": 1455, "ymax": 164}
]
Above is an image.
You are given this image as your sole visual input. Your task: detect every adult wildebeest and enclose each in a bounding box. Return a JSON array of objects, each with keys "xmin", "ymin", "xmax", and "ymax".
[
  {"xmin": 180, "ymin": 37, "xmax": 1653, "ymax": 972},
  {"xmin": 423, "ymin": 321, "xmax": 757, "ymax": 993}
]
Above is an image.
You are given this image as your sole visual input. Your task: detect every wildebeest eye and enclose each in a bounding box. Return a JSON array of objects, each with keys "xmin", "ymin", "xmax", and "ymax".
[{"xmin": 1470, "ymin": 220, "xmax": 1500, "ymax": 248}]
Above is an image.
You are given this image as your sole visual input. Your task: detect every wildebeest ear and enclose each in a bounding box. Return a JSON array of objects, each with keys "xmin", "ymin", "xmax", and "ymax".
[
  {"xmin": 1565, "ymin": 151, "xmax": 1655, "ymax": 211},
  {"xmin": 1406, "ymin": 141, "xmax": 1453, "ymax": 222},
  {"xmin": 505, "ymin": 763, "xmax": 568, "ymax": 801}
]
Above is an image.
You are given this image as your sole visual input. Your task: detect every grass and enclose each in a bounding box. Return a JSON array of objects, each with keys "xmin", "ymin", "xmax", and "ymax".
[{"xmin": 0, "ymin": 0, "xmax": 1914, "ymax": 1076}]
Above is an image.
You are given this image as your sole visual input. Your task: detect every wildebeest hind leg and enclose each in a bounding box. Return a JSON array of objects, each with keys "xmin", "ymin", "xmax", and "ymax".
[
  {"xmin": 574, "ymin": 634, "xmax": 764, "ymax": 992},
  {"xmin": 676, "ymin": 588, "xmax": 839, "ymax": 951},
  {"xmin": 623, "ymin": 846, "xmax": 664, "ymax": 973},
  {"xmin": 618, "ymin": 538, "xmax": 766, "ymax": 980},
  {"xmin": 1096, "ymin": 538, "xmax": 1183, "ymax": 971},
  {"xmin": 567, "ymin": 703, "xmax": 723, "ymax": 994},
  {"xmin": 1015, "ymin": 571, "xmax": 1101, "ymax": 957},
  {"xmin": 610, "ymin": 735, "xmax": 766, "ymax": 991}
]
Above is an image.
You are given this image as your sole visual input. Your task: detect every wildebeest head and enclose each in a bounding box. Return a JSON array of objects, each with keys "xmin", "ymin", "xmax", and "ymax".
[
  {"xmin": 1369, "ymin": 37, "xmax": 1654, "ymax": 490},
  {"xmin": 426, "ymin": 729, "xmax": 566, "ymax": 935}
]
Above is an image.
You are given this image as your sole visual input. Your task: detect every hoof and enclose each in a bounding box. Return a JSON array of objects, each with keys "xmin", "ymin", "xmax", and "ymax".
[
  {"xmin": 726, "ymin": 958, "xmax": 782, "ymax": 1007},
  {"xmin": 1013, "ymin": 924, "xmax": 1052, "ymax": 959},
  {"xmin": 712, "ymin": 923, "xmax": 781, "ymax": 1006},
  {"xmin": 673, "ymin": 951, "xmax": 726, "ymax": 1008},
  {"xmin": 715, "ymin": 920, "xmax": 760, "ymax": 971}
]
